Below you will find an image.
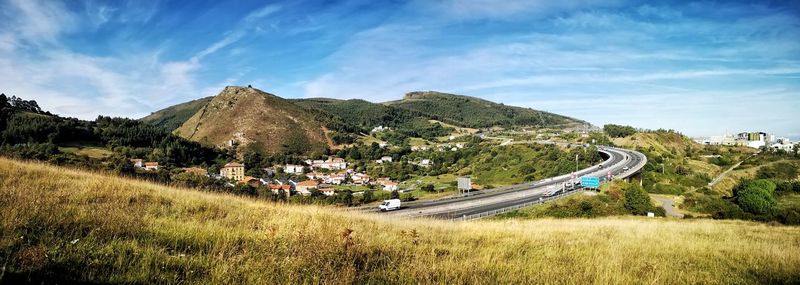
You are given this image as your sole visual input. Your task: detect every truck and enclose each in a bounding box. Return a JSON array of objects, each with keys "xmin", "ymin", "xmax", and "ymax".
[
  {"xmin": 543, "ymin": 187, "xmax": 563, "ymax": 197},
  {"xmin": 379, "ymin": 199, "xmax": 402, "ymax": 212}
]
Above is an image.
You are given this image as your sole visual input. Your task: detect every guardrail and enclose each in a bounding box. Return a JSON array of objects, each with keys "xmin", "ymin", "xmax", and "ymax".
[
  {"xmin": 449, "ymin": 188, "xmax": 586, "ymax": 221},
  {"xmin": 608, "ymin": 147, "xmax": 648, "ymax": 179}
]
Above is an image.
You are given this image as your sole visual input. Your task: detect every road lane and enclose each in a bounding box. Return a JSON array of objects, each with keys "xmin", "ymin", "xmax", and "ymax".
[{"xmin": 379, "ymin": 146, "xmax": 647, "ymax": 219}]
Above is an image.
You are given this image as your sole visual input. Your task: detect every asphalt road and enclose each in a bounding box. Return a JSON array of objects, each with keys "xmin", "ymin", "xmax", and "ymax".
[{"xmin": 378, "ymin": 146, "xmax": 647, "ymax": 219}]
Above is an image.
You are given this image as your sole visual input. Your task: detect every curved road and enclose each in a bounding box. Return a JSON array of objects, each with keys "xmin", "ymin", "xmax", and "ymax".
[{"xmin": 378, "ymin": 145, "xmax": 647, "ymax": 220}]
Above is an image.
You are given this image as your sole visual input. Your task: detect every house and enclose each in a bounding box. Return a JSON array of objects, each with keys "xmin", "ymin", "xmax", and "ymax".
[
  {"xmin": 376, "ymin": 156, "xmax": 393, "ymax": 164},
  {"xmin": 220, "ymin": 162, "xmax": 245, "ymax": 181},
  {"xmin": 318, "ymin": 184, "xmax": 336, "ymax": 196},
  {"xmin": 242, "ymin": 176, "xmax": 261, "ymax": 187},
  {"xmin": 144, "ymin": 162, "xmax": 159, "ymax": 171},
  {"xmin": 328, "ymin": 172, "xmax": 347, "ymax": 185},
  {"xmin": 382, "ymin": 181, "xmax": 398, "ymax": 191},
  {"xmin": 283, "ymin": 164, "xmax": 305, "ymax": 174},
  {"xmin": 771, "ymin": 143, "xmax": 795, "ymax": 152},
  {"xmin": 130, "ymin": 159, "xmax": 143, "ymax": 168},
  {"xmin": 306, "ymin": 157, "xmax": 347, "ymax": 170},
  {"xmin": 420, "ymin": 159, "xmax": 433, "ymax": 167},
  {"xmin": 371, "ymin": 125, "xmax": 388, "ymax": 133},
  {"xmin": 351, "ymin": 173, "xmax": 371, "ymax": 185},
  {"xmin": 376, "ymin": 178, "xmax": 398, "ymax": 191},
  {"xmin": 296, "ymin": 180, "xmax": 320, "ymax": 195},
  {"xmin": 182, "ymin": 167, "xmax": 208, "ymax": 176},
  {"xmin": 270, "ymin": 184, "xmax": 292, "ymax": 197},
  {"xmin": 306, "ymin": 172, "xmax": 327, "ymax": 181},
  {"xmin": 411, "ymin": 145, "xmax": 430, "ymax": 151}
]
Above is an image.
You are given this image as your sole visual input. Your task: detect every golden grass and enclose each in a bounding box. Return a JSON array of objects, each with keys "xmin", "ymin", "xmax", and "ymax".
[
  {"xmin": 1, "ymin": 158, "xmax": 799, "ymax": 284},
  {"xmin": 57, "ymin": 146, "xmax": 114, "ymax": 159}
]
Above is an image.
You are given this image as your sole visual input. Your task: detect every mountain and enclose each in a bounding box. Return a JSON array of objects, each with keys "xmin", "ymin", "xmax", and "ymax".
[
  {"xmin": 141, "ymin": 97, "xmax": 212, "ymax": 131},
  {"xmin": 292, "ymin": 98, "xmax": 420, "ymax": 133},
  {"xmin": 173, "ymin": 86, "xmax": 329, "ymax": 154},
  {"xmin": 144, "ymin": 88, "xmax": 586, "ymax": 153},
  {"xmin": 385, "ymin": 91, "xmax": 583, "ymax": 129}
]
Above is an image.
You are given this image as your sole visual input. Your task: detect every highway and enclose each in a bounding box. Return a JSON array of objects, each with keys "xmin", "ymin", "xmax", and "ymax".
[{"xmin": 378, "ymin": 145, "xmax": 648, "ymax": 220}]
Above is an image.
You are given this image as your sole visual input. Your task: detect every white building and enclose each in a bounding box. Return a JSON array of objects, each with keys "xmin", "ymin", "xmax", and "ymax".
[
  {"xmin": 376, "ymin": 156, "xmax": 393, "ymax": 164},
  {"xmin": 371, "ymin": 126, "xmax": 389, "ymax": 133},
  {"xmin": 305, "ymin": 157, "xmax": 347, "ymax": 170},
  {"xmin": 283, "ymin": 164, "xmax": 305, "ymax": 174},
  {"xmin": 770, "ymin": 143, "xmax": 795, "ymax": 152}
]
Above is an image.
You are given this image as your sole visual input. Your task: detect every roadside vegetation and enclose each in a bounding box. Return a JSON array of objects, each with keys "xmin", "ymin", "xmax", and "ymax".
[
  {"xmin": 2, "ymin": 158, "xmax": 799, "ymax": 284},
  {"xmin": 496, "ymin": 181, "xmax": 665, "ymax": 219},
  {"xmin": 595, "ymin": 125, "xmax": 800, "ymax": 225}
]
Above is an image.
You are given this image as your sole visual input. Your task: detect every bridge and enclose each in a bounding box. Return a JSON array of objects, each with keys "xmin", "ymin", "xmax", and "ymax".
[{"xmin": 376, "ymin": 145, "xmax": 648, "ymax": 221}]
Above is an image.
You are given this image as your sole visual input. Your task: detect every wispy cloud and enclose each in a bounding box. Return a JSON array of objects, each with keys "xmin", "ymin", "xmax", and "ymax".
[
  {"xmin": 301, "ymin": 1, "xmax": 799, "ymax": 136},
  {"xmin": 4, "ymin": 0, "xmax": 75, "ymax": 43},
  {"xmin": 414, "ymin": 0, "xmax": 622, "ymax": 20},
  {"xmin": 0, "ymin": 1, "xmax": 283, "ymax": 119}
]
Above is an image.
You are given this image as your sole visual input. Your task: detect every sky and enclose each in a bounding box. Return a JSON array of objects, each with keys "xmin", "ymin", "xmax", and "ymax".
[{"xmin": 1, "ymin": 0, "xmax": 798, "ymax": 139}]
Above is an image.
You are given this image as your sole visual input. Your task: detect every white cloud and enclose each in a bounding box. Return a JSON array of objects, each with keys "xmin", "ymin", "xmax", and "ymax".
[
  {"xmin": 0, "ymin": 1, "xmax": 288, "ymax": 119},
  {"xmin": 5, "ymin": 0, "xmax": 75, "ymax": 43},
  {"xmin": 245, "ymin": 4, "xmax": 282, "ymax": 22},
  {"xmin": 302, "ymin": 2, "xmax": 800, "ymax": 137},
  {"xmin": 415, "ymin": 0, "xmax": 622, "ymax": 20}
]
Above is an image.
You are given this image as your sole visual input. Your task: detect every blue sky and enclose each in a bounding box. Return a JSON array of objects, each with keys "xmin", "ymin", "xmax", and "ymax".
[{"xmin": 1, "ymin": 0, "xmax": 798, "ymax": 138}]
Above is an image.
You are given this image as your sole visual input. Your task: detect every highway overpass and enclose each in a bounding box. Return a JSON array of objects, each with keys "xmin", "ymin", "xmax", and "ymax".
[{"xmin": 378, "ymin": 145, "xmax": 648, "ymax": 220}]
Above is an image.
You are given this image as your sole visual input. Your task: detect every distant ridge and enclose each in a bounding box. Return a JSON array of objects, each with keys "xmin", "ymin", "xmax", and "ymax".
[{"xmin": 386, "ymin": 91, "xmax": 583, "ymax": 129}]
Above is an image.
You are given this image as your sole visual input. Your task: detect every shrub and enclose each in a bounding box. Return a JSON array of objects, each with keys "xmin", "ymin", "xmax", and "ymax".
[
  {"xmin": 734, "ymin": 180, "xmax": 777, "ymax": 215},
  {"xmin": 778, "ymin": 208, "xmax": 800, "ymax": 225},
  {"xmin": 624, "ymin": 184, "xmax": 652, "ymax": 215}
]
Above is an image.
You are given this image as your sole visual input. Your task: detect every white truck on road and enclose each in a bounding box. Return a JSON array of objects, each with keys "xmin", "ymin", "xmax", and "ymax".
[{"xmin": 379, "ymin": 199, "xmax": 402, "ymax": 211}]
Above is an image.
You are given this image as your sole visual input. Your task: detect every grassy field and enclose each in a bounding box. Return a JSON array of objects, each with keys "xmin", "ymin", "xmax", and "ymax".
[
  {"xmin": 2, "ymin": 158, "xmax": 800, "ymax": 284},
  {"xmin": 57, "ymin": 146, "xmax": 113, "ymax": 159}
]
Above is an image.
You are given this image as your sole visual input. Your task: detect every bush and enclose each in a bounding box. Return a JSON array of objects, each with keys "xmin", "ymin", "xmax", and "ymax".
[
  {"xmin": 734, "ymin": 180, "xmax": 776, "ymax": 215},
  {"xmin": 624, "ymin": 184, "xmax": 652, "ymax": 215},
  {"xmin": 778, "ymin": 208, "xmax": 800, "ymax": 225}
]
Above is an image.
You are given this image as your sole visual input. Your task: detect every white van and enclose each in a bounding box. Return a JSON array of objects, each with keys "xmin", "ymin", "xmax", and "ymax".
[{"xmin": 379, "ymin": 199, "xmax": 401, "ymax": 211}]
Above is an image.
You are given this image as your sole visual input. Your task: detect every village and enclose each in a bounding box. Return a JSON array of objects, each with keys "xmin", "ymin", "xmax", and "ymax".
[{"xmin": 129, "ymin": 156, "xmax": 402, "ymax": 198}]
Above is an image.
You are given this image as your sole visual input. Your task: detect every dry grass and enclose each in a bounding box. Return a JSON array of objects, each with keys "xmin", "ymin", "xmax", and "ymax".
[{"xmin": 1, "ymin": 158, "xmax": 799, "ymax": 284}]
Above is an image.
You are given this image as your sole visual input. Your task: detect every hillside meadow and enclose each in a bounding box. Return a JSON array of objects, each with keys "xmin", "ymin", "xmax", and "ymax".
[{"xmin": 1, "ymin": 158, "xmax": 799, "ymax": 284}]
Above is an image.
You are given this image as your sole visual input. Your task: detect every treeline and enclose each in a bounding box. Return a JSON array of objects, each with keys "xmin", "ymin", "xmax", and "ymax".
[
  {"xmin": 393, "ymin": 93, "xmax": 569, "ymax": 129},
  {"xmin": 0, "ymin": 93, "xmax": 228, "ymax": 171},
  {"xmin": 603, "ymin": 124, "xmax": 637, "ymax": 138}
]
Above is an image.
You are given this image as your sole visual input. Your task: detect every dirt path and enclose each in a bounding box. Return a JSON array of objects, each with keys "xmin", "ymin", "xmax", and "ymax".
[
  {"xmin": 707, "ymin": 153, "xmax": 756, "ymax": 187},
  {"xmin": 651, "ymin": 195, "xmax": 684, "ymax": 218}
]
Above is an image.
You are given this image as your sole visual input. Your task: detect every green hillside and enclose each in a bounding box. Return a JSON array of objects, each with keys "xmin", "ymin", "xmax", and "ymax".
[
  {"xmin": 292, "ymin": 98, "xmax": 419, "ymax": 133},
  {"xmin": 141, "ymin": 97, "xmax": 212, "ymax": 131},
  {"xmin": 386, "ymin": 91, "xmax": 583, "ymax": 129}
]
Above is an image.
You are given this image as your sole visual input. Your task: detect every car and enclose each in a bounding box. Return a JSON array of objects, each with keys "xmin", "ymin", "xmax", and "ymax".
[
  {"xmin": 598, "ymin": 164, "xmax": 604, "ymax": 169},
  {"xmin": 623, "ymin": 166, "xmax": 630, "ymax": 171},
  {"xmin": 379, "ymin": 199, "xmax": 401, "ymax": 212}
]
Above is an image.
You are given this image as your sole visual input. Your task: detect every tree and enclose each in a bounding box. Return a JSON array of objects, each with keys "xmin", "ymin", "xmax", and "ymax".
[
  {"xmin": 390, "ymin": 190, "xmax": 400, "ymax": 200},
  {"xmin": 734, "ymin": 180, "xmax": 777, "ymax": 215},
  {"xmin": 362, "ymin": 190, "xmax": 375, "ymax": 203},
  {"xmin": 603, "ymin": 124, "xmax": 637, "ymax": 138},
  {"xmin": 421, "ymin": 184, "xmax": 435, "ymax": 192},
  {"xmin": 624, "ymin": 184, "xmax": 652, "ymax": 215}
]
